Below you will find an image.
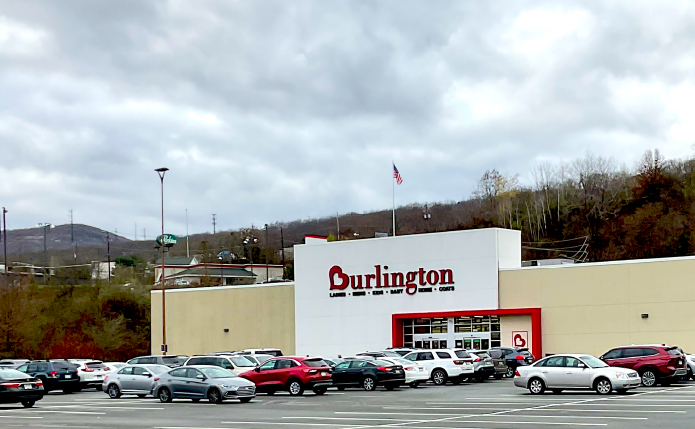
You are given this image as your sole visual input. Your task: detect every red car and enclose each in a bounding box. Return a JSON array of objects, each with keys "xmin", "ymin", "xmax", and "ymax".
[
  {"xmin": 238, "ymin": 356, "xmax": 332, "ymax": 396},
  {"xmin": 600, "ymin": 344, "xmax": 688, "ymax": 387}
]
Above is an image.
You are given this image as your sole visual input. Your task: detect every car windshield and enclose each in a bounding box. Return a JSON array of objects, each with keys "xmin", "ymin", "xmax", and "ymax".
[
  {"xmin": 199, "ymin": 367, "xmax": 236, "ymax": 378},
  {"xmin": 163, "ymin": 356, "xmax": 188, "ymax": 364},
  {"xmin": 52, "ymin": 362, "xmax": 77, "ymax": 370},
  {"xmin": 0, "ymin": 369, "xmax": 30, "ymax": 380},
  {"xmin": 475, "ymin": 352, "xmax": 491, "ymax": 359},
  {"xmin": 454, "ymin": 350, "xmax": 471, "ymax": 359},
  {"xmin": 392, "ymin": 358, "xmax": 413, "ymax": 366},
  {"xmin": 87, "ymin": 362, "xmax": 106, "ymax": 369},
  {"xmin": 380, "ymin": 351, "xmax": 402, "ymax": 357},
  {"xmin": 230, "ymin": 356, "xmax": 255, "ymax": 367},
  {"xmin": 373, "ymin": 359, "xmax": 395, "ymax": 367},
  {"xmin": 304, "ymin": 359, "xmax": 329, "ymax": 367},
  {"xmin": 145, "ymin": 365, "xmax": 170, "ymax": 375},
  {"xmin": 666, "ymin": 347, "xmax": 682, "ymax": 356},
  {"xmin": 580, "ymin": 356, "xmax": 608, "ymax": 368}
]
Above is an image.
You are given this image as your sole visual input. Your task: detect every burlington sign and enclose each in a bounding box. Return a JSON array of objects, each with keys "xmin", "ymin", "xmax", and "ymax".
[{"xmin": 329, "ymin": 264, "xmax": 455, "ymax": 297}]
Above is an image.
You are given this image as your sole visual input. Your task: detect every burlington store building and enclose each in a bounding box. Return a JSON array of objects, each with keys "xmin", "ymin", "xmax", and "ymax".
[{"xmin": 152, "ymin": 228, "xmax": 695, "ymax": 359}]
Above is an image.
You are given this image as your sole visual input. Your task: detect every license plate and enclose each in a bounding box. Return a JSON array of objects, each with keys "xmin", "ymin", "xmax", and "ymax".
[
  {"xmin": 22, "ymin": 384, "xmax": 33, "ymax": 390},
  {"xmin": 321, "ymin": 372, "xmax": 327, "ymax": 376},
  {"xmin": 65, "ymin": 375, "xmax": 72, "ymax": 379}
]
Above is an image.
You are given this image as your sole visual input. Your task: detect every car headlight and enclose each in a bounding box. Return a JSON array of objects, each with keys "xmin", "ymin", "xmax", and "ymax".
[
  {"xmin": 615, "ymin": 373, "xmax": 629, "ymax": 379},
  {"xmin": 218, "ymin": 384, "xmax": 238, "ymax": 390}
]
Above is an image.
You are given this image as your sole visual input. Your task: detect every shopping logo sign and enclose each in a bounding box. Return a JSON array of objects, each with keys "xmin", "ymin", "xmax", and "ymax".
[{"xmin": 328, "ymin": 264, "xmax": 455, "ymax": 297}]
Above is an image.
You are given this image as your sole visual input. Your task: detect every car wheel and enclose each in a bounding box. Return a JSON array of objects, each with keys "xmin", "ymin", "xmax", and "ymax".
[
  {"xmin": 107, "ymin": 384, "xmax": 121, "ymax": 399},
  {"xmin": 240, "ymin": 397, "xmax": 252, "ymax": 403},
  {"xmin": 384, "ymin": 384, "xmax": 396, "ymax": 391},
  {"xmin": 640, "ymin": 370, "xmax": 657, "ymax": 387},
  {"xmin": 494, "ymin": 374, "xmax": 504, "ymax": 380},
  {"xmin": 208, "ymin": 387, "xmax": 223, "ymax": 404},
  {"xmin": 616, "ymin": 389, "xmax": 629, "ymax": 395},
  {"xmin": 551, "ymin": 389, "xmax": 563, "ymax": 394},
  {"xmin": 474, "ymin": 374, "xmax": 486, "ymax": 383},
  {"xmin": 313, "ymin": 387, "xmax": 327, "ymax": 395},
  {"xmin": 288, "ymin": 380, "xmax": 304, "ymax": 396},
  {"xmin": 21, "ymin": 400, "xmax": 35, "ymax": 408},
  {"xmin": 431, "ymin": 369, "xmax": 447, "ymax": 386},
  {"xmin": 336, "ymin": 386, "xmax": 346, "ymax": 391},
  {"xmin": 362, "ymin": 376, "xmax": 376, "ymax": 391},
  {"xmin": 688, "ymin": 367, "xmax": 694, "ymax": 381},
  {"xmin": 506, "ymin": 366, "xmax": 515, "ymax": 378},
  {"xmin": 528, "ymin": 378, "xmax": 545, "ymax": 395},
  {"xmin": 595, "ymin": 377, "xmax": 612, "ymax": 395},
  {"xmin": 158, "ymin": 387, "xmax": 172, "ymax": 403},
  {"xmin": 137, "ymin": 394, "xmax": 147, "ymax": 398},
  {"xmin": 409, "ymin": 381, "xmax": 420, "ymax": 388}
]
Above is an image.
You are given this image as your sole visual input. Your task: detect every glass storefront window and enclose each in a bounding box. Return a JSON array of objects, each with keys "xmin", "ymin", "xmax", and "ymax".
[{"xmin": 403, "ymin": 315, "xmax": 502, "ymax": 349}]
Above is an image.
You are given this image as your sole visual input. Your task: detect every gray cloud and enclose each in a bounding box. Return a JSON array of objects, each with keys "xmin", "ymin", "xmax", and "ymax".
[{"xmin": 0, "ymin": 0, "xmax": 694, "ymax": 237}]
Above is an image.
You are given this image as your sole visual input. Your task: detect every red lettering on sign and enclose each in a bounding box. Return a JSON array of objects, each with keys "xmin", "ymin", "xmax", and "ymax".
[
  {"xmin": 329, "ymin": 265, "xmax": 349, "ymax": 290},
  {"xmin": 329, "ymin": 265, "xmax": 455, "ymax": 296}
]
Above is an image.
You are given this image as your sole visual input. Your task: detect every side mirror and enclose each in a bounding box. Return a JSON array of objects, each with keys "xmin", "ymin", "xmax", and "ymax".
[
  {"xmin": 254, "ymin": 367, "xmax": 261, "ymax": 373},
  {"xmin": 578, "ymin": 363, "xmax": 586, "ymax": 369},
  {"xmin": 143, "ymin": 372, "xmax": 151, "ymax": 377},
  {"xmin": 196, "ymin": 375, "xmax": 206, "ymax": 380}
]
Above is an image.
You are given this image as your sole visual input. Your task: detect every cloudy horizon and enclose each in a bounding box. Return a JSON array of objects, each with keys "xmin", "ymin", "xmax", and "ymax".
[{"xmin": 1, "ymin": 0, "xmax": 694, "ymax": 237}]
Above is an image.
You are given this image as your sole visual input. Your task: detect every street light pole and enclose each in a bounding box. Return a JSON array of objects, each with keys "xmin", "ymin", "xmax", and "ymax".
[
  {"xmin": 2, "ymin": 208, "xmax": 7, "ymax": 285},
  {"xmin": 155, "ymin": 167, "xmax": 169, "ymax": 355},
  {"xmin": 38, "ymin": 223, "xmax": 52, "ymax": 284}
]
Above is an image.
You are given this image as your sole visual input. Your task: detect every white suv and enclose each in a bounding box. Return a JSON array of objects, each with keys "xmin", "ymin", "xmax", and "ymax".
[
  {"xmin": 67, "ymin": 360, "xmax": 109, "ymax": 390},
  {"xmin": 403, "ymin": 350, "xmax": 474, "ymax": 385},
  {"xmin": 183, "ymin": 355, "xmax": 257, "ymax": 375}
]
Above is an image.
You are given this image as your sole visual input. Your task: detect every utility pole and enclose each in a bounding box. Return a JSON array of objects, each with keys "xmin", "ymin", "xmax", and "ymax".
[
  {"xmin": 134, "ymin": 222, "xmax": 137, "ymax": 241},
  {"xmin": 264, "ymin": 224, "xmax": 269, "ymax": 282},
  {"xmin": 106, "ymin": 231, "xmax": 111, "ymax": 284},
  {"xmin": 212, "ymin": 214, "xmax": 216, "ymax": 235},
  {"xmin": 2, "ymin": 207, "xmax": 7, "ymax": 285},
  {"xmin": 336, "ymin": 212, "xmax": 340, "ymax": 241},
  {"xmin": 69, "ymin": 209, "xmax": 74, "ymax": 243},
  {"xmin": 185, "ymin": 209, "xmax": 190, "ymax": 258},
  {"xmin": 38, "ymin": 223, "xmax": 52, "ymax": 285},
  {"xmin": 280, "ymin": 227, "xmax": 285, "ymax": 270},
  {"xmin": 143, "ymin": 228, "xmax": 146, "ymax": 241}
]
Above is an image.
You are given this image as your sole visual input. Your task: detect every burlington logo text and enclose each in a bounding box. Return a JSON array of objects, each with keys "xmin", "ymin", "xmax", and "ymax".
[{"xmin": 329, "ymin": 265, "xmax": 455, "ymax": 297}]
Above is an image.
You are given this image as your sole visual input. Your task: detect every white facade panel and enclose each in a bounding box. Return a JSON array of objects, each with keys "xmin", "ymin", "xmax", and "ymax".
[{"xmin": 294, "ymin": 228, "xmax": 521, "ymax": 356}]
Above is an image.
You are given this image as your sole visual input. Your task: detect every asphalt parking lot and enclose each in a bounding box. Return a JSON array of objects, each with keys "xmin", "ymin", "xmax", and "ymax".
[{"xmin": 1, "ymin": 378, "xmax": 694, "ymax": 429}]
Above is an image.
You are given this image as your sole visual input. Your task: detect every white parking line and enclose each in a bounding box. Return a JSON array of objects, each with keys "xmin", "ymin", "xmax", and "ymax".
[
  {"xmin": 385, "ymin": 406, "xmax": 685, "ymax": 413},
  {"xmin": 223, "ymin": 422, "xmax": 366, "ymax": 427},
  {"xmin": 0, "ymin": 416, "xmax": 44, "ymax": 419}
]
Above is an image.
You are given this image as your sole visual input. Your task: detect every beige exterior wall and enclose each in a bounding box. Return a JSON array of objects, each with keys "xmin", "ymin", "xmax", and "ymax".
[
  {"xmin": 500, "ymin": 315, "xmax": 532, "ymax": 352},
  {"xmin": 500, "ymin": 257, "xmax": 695, "ymax": 357},
  {"xmin": 151, "ymin": 283, "xmax": 296, "ymax": 356}
]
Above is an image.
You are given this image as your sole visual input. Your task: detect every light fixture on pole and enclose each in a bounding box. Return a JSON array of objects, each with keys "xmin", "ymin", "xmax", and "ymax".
[{"xmin": 155, "ymin": 167, "xmax": 169, "ymax": 355}]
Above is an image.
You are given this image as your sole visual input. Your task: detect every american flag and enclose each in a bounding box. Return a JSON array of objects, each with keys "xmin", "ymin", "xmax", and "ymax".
[{"xmin": 393, "ymin": 163, "xmax": 403, "ymax": 185}]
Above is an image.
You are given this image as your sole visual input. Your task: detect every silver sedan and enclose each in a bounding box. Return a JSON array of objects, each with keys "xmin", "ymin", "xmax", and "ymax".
[
  {"xmin": 514, "ymin": 354, "xmax": 640, "ymax": 395},
  {"xmin": 103, "ymin": 364, "xmax": 170, "ymax": 398}
]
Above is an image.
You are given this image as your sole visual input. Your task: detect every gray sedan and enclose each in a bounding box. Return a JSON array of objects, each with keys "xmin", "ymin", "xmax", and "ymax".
[
  {"xmin": 103, "ymin": 364, "xmax": 170, "ymax": 398},
  {"xmin": 514, "ymin": 354, "xmax": 640, "ymax": 395},
  {"xmin": 152, "ymin": 366, "xmax": 256, "ymax": 404}
]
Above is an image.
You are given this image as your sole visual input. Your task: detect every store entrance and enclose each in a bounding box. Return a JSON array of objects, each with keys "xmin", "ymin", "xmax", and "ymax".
[
  {"xmin": 455, "ymin": 337, "xmax": 490, "ymax": 350},
  {"xmin": 414, "ymin": 336, "xmax": 448, "ymax": 349}
]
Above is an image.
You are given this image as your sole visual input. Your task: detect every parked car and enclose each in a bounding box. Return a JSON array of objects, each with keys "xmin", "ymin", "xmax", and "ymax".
[
  {"xmin": 686, "ymin": 354, "xmax": 695, "ymax": 380},
  {"xmin": 184, "ymin": 355, "xmax": 257, "ymax": 375},
  {"xmin": 127, "ymin": 355, "xmax": 188, "ymax": 368},
  {"xmin": 600, "ymin": 344, "xmax": 688, "ymax": 387},
  {"xmin": 0, "ymin": 368, "xmax": 44, "ymax": 408},
  {"xmin": 103, "ymin": 364, "xmax": 170, "ymax": 398},
  {"xmin": 238, "ymin": 348, "xmax": 283, "ymax": 357},
  {"xmin": 15, "ymin": 361, "xmax": 80, "ymax": 393},
  {"xmin": 68, "ymin": 360, "xmax": 109, "ymax": 390},
  {"xmin": 323, "ymin": 358, "xmax": 345, "ymax": 368},
  {"xmin": 402, "ymin": 349, "xmax": 472, "ymax": 385},
  {"xmin": 489, "ymin": 347, "xmax": 535, "ymax": 378},
  {"xmin": 332, "ymin": 359, "xmax": 405, "ymax": 391},
  {"xmin": 356, "ymin": 351, "xmax": 403, "ymax": 359},
  {"xmin": 103, "ymin": 362, "xmax": 127, "ymax": 373},
  {"xmin": 0, "ymin": 359, "xmax": 29, "ymax": 369},
  {"xmin": 241, "ymin": 354, "xmax": 274, "ymax": 366},
  {"xmin": 487, "ymin": 348, "xmax": 509, "ymax": 379},
  {"xmin": 515, "ymin": 354, "xmax": 641, "ymax": 395},
  {"xmin": 152, "ymin": 366, "xmax": 256, "ymax": 403},
  {"xmin": 342, "ymin": 355, "xmax": 376, "ymax": 361},
  {"xmin": 467, "ymin": 350, "xmax": 496, "ymax": 381},
  {"xmin": 385, "ymin": 348, "xmax": 415, "ymax": 357},
  {"xmin": 239, "ymin": 356, "xmax": 332, "ymax": 396},
  {"xmin": 380, "ymin": 357, "xmax": 429, "ymax": 388}
]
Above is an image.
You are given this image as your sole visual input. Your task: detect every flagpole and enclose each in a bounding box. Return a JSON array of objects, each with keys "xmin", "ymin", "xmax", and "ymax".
[{"xmin": 392, "ymin": 163, "xmax": 396, "ymax": 236}]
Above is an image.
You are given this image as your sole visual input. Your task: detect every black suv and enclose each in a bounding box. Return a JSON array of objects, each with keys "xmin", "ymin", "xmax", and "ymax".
[
  {"xmin": 16, "ymin": 361, "xmax": 80, "ymax": 393},
  {"xmin": 488, "ymin": 347, "xmax": 535, "ymax": 378}
]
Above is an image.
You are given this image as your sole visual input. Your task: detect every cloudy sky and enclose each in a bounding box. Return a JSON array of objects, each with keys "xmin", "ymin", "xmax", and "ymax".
[{"xmin": 1, "ymin": 0, "xmax": 694, "ymax": 237}]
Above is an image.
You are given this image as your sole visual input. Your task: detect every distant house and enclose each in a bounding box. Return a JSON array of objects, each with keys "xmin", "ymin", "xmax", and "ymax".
[
  {"xmin": 154, "ymin": 255, "xmax": 282, "ymax": 286},
  {"xmin": 91, "ymin": 261, "xmax": 116, "ymax": 280}
]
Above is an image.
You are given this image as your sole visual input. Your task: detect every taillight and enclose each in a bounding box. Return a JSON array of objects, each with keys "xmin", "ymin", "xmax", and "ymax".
[
  {"xmin": 304, "ymin": 369, "xmax": 318, "ymax": 374},
  {"xmin": 1, "ymin": 383, "xmax": 20, "ymax": 388},
  {"xmin": 35, "ymin": 380, "xmax": 43, "ymax": 387},
  {"xmin": 515, "ymin": 370, "xmax": 521, "ymax": 377},
  {"xmin": 515, "ymin": 355, "xmax": 525, "ymax": 360},
  {"xmin": 473, "ymin": 358, "xmax": 481, "ymax": 362},
  {"xmin": 453, "ymin": 360, "xmax": 464, "ymax": 365},
  {"xmin": 49, "ymin": 371, "xmax": 58, "ymax": 378},
  {"xmin": 154, "ymin": 377, "xmax": 160, "ymax": 381},
  {"xmin": 83, "ymin": 365, "xmax": 94, "ymax": 372},
  {"xmin": 103, "ymin": 375, "xmax": 109, "ymax": 381}
]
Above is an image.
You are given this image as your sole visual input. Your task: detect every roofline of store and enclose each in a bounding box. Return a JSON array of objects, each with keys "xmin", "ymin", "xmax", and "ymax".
[{"xmin": 501, "ymin": 254, "xmax": 695, "ymax": 271}]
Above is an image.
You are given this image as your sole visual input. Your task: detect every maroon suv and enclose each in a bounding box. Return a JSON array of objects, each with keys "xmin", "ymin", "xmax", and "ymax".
[
  {"xmin": 239, "ymin": 356, "xmax": 332, "ymax": 396},
  {"xmin": 600, "ymin": 345, "xmax": 688, "ymax": 387}
]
